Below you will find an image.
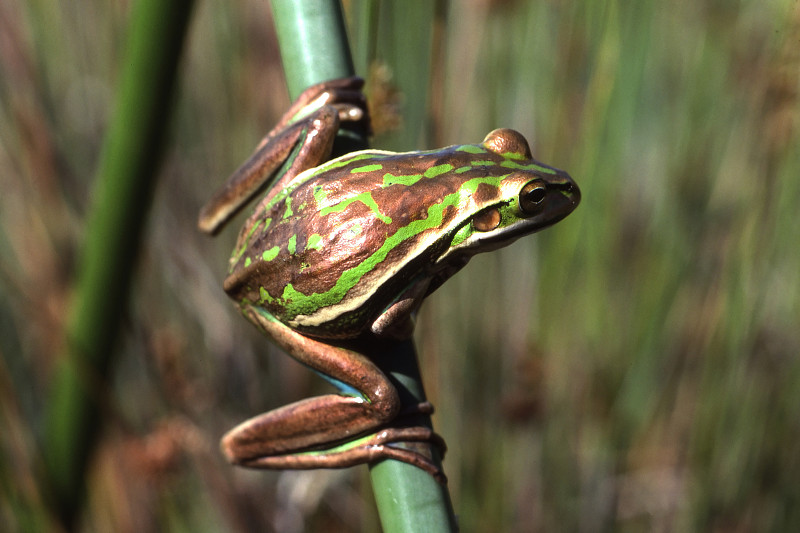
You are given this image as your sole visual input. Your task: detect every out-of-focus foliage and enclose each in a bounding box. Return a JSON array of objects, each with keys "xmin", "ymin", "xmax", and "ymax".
[{"xmin": 1, "ymin": 0, "xmax": 798, "ymax": 531}]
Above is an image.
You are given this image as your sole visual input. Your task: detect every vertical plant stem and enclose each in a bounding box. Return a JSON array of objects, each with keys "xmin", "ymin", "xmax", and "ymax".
[
  {"xmin": 271, "ymin": 0, "xmax": 354, "ymax": 100},
  {"xmin": 368, "ymin": 339, "xmax": 458, "ymax": 532},
  {"xmin": 42, "ymin": 0, "xmax": 194, "ymax": 527},
  {"xmin": 268, "ymin": 1, "xmax": 456, "ymax": 531}
]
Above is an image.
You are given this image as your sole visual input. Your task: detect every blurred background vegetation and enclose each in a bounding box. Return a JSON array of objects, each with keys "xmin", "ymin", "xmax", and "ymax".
[{"xmin": 1, "ymin": 0, "xmax": 799, "ymax": 531}]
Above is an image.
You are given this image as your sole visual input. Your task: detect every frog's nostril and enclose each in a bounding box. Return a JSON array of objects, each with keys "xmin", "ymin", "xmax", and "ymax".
[
  {"xmin": 570, "ymin": 183, "xmax": 581, "ymax": 205},
  {"xmin": 560, "ymin": 179, "xmax": 580, "ymax": 206}
]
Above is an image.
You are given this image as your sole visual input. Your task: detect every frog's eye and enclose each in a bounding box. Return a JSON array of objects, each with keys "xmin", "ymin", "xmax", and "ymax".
[
  {"xmin": 473, "ymin": 208, "xmax": 502, "ymax": 231},
  {"xmin": 519, "ymin": 180, "xmax": 548, "ymax": 215}
]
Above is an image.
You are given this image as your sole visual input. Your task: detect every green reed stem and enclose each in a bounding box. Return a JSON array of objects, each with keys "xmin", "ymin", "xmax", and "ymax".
[
  {"xmin": 268, "ymin": 1, "xmax": 456, "ymax": 530},
  {"xmin": 42, "ymin": 0, "xmax": 194, "ymax": 527}
]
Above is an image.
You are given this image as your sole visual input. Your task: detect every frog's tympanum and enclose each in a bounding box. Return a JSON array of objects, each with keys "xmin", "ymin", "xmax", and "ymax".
[{"xmin": 199, "ymin": 77, "xmax": 580, "ymax": 483}]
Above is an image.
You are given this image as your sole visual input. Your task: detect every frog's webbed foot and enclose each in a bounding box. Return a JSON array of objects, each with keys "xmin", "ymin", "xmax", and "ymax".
[
  {"xmin": 231, "ymin": 424, "xmax": 448, "ymax": 485},
  {"xmin": 368, "ymin": 427, "xmax": 447, "ymax": 484},
  {"xmin": 393, "ymin": 400, "xmax": 445, "ymax": 455}
]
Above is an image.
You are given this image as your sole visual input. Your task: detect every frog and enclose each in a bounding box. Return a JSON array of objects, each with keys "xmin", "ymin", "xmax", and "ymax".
[{"xmin": 198, "ymin": 76, "xmax": 580, "ymax": 483}]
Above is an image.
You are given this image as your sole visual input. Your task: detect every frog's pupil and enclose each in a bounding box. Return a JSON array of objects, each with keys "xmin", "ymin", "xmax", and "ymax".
[
  {"xmin": 527, "ymin": 188, "xmax": 546, "ymax": 203},
  {"xmin": 520, "ymin": 180, "xmax": 547, "ymax": 214}
]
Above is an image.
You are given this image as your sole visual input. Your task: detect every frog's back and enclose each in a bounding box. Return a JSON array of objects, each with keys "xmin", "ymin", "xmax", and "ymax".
[{"xmin": 223, "ymin": 141, "xmax": 549, "ymax": 337}]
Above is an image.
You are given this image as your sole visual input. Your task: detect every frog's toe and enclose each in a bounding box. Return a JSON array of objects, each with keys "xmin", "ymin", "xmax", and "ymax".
[{"xmin": 331, "ymin": 102, "xmax": 364, "ymax": 122}]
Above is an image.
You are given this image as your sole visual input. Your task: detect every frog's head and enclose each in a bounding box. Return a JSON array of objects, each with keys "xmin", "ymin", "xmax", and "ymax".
[{"xmin": 442, "ymin": 128, "xmax": 580, "ymax": 259}]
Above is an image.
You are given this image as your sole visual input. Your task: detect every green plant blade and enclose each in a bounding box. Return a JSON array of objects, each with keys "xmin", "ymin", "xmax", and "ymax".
[{"xmin": 41, "ymin": 0, "xmax": 194, "ymax": 527}]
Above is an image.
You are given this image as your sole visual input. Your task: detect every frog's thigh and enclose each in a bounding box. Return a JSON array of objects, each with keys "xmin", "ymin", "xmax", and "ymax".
[{"xmin": 221, "ymin": 393, "xmax": 389, "ymax": 463}]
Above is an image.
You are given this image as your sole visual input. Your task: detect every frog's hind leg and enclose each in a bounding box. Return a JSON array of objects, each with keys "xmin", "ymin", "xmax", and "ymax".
[
  {"xmin": 230, "ymin": 424, "xmax": 447, "ymax": 484},
  {"xmin": 220, "ymin": 307, "xmax": 445, "ymax": 481}
]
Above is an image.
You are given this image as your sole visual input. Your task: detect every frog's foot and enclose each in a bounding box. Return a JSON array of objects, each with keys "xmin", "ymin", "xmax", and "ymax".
[
  {"xmin": 291, "ymin": 76, "xmax": 365, "ymax": 111},
  {"xmin": 391, "ymin": 401, "xmax": 448, "ymax": 456},
  {"xmin": 399, "ymin": 400, "xmax": 434, "ymax": 416},
  {"xmin": 329, "ymin": 102, "xmax": 365, "ymax": 123},
  {"xmin": 275, "ymin": 76, "xmax": 370, "ymax": 134},
  {"xmin": 366, "ymin": 426, "xmax": 448, "ymax": 484},
  {"xmin": 236, "ymin": 426, "xmax": 448, "ymax": 485}
]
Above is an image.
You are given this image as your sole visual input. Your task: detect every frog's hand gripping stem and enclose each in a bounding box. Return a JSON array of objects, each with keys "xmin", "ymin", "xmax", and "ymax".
[{"xmin": 198, "ymin": 77, "xmax": 366, "ymax": 235}]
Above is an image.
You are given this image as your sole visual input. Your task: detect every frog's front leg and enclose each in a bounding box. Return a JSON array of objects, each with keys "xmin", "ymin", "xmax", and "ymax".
[
  {"xmin": 197, "ymin": 77, "xmax": 367, "ymax": 235},
  {"xmin": 221, "ymin": 307, "xmax": 446, "ymax": 483}
]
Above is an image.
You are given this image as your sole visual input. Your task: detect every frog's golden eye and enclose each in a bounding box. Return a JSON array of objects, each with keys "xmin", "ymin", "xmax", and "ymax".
[
  {"xmin": 519, "ymin": 180, "xmax": 548, "ymax": 215},
  {"xmin": 473, "ymin": 208, "xmax": 502, "ymax": 231}
]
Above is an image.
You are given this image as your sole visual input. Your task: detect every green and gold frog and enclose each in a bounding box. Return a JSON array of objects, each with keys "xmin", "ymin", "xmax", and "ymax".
[{"xmin": 199, "ymin": 77, "xmax": 580, "ymax": 482}]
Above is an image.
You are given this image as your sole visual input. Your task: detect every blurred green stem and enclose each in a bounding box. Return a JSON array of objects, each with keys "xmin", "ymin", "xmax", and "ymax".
[
  {"xmin": 42, "ymin": 0, "xmax": 194, "ymax": 527},
  {"xmin": 269, "ymin": 1, "xmax": 456, "ymax": 530}
]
